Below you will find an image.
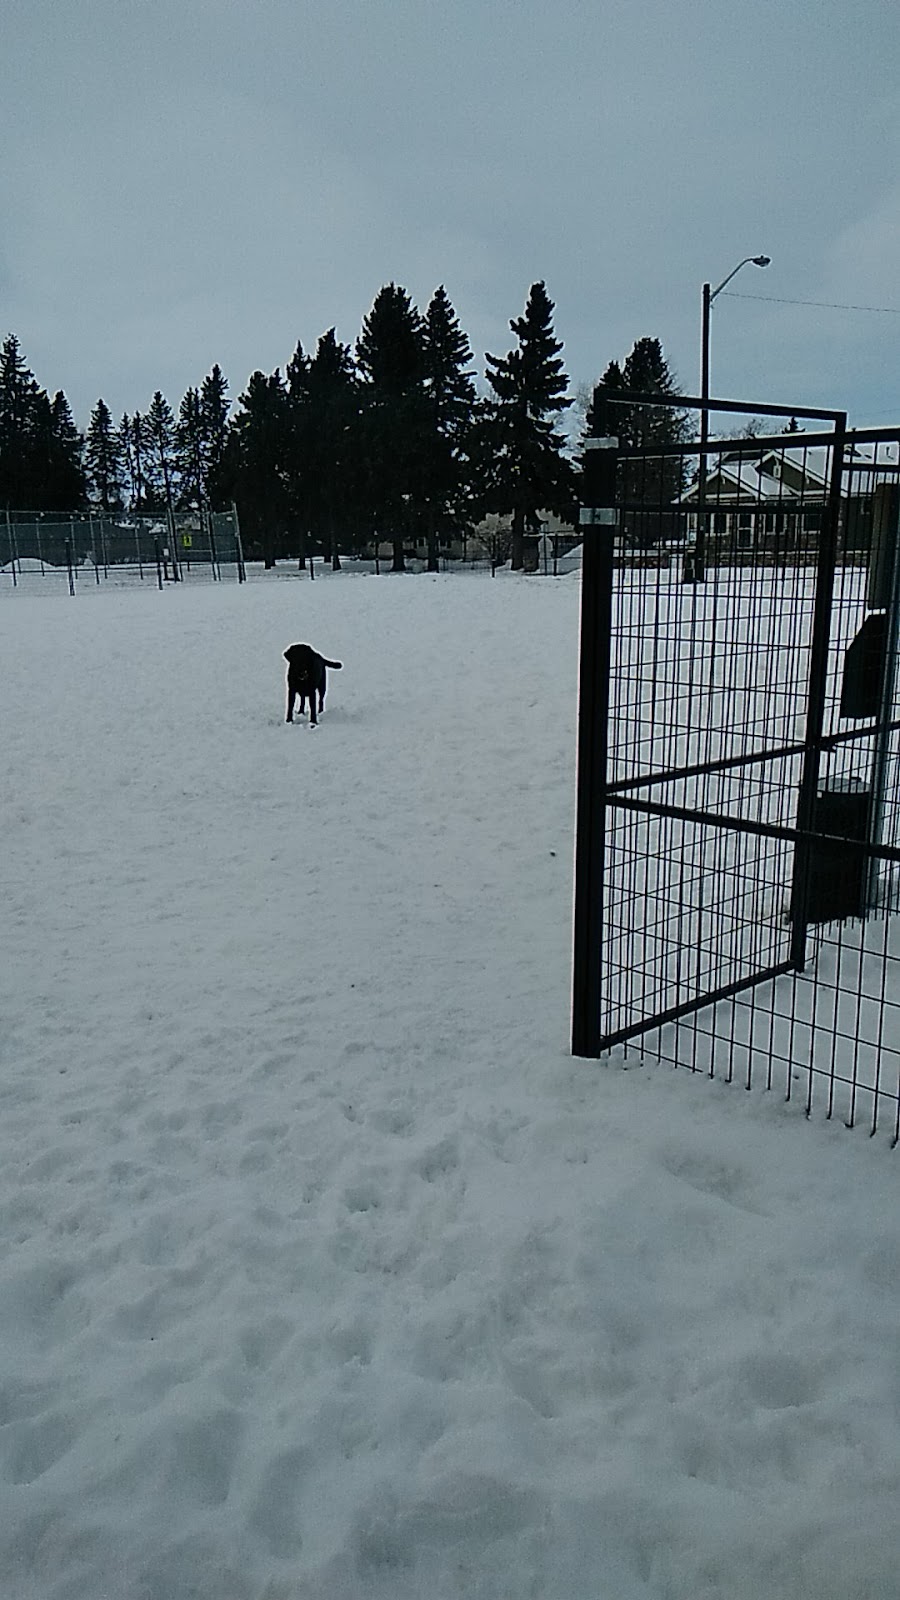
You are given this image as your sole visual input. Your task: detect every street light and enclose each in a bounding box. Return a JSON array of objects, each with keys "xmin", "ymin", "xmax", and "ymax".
[
  {"xmin": 692, "ymin": 254, "xmax": 770, "ymax": 582},
  {"xmin": 701, "ymin": 255, "xmax": 770, "ymax": 422}
]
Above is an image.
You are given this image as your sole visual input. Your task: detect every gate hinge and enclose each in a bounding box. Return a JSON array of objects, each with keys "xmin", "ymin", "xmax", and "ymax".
[{"xmin": 579, "ymin": 507, "xmax": 618, "ymax": 526}]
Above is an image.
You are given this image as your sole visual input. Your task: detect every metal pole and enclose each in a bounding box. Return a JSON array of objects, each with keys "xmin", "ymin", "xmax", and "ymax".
[
  {"xmin": 867, "ymin": 485, "xmax": 900, "ymax": 909},
  {"xmin": 790, "ymin": 415, "xmax": 847, "ymax": 969},
  {"xmin": 207, "ymin": 506, "xmax": 220, "ymax": 580},
  {"xmin": 695, "ymin": 257, "xmax": 769, "ymax": 583},
  {"xmin": 232, "ymin": 502, "xmax": 246, "ymax": 582},
  {"xmin": 572, "ymin": 436, "xmax": 619, "ymax": 1057},
  {"xmin": 4, "ymin": 508, "xmax": 14, "ymax": 586},
  {"xmin": 65, "ymin": 537, "xmax": 75, "ymax": 596},
  {"xmin": 693, "ymin": 280, "xmax": 711, "ymax": 584}
]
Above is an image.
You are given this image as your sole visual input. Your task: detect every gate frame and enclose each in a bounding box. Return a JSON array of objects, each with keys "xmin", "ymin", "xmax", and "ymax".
[{"xmin": 571, "ymin": 390, "xmax": 854, "ymax": 1060}]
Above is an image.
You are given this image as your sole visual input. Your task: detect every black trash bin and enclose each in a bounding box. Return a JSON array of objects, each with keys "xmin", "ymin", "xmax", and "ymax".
[{"xmin": 803, "ymin": 777, "xmax": 871, "ymax": 924}]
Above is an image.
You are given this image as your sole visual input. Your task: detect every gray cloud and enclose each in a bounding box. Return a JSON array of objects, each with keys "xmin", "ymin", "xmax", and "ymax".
[{"xmin": 3, "ymin": 0, "xmax": 899, "ymax": 426}]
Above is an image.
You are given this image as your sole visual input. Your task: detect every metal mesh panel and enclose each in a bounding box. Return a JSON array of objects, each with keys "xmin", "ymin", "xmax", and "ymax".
[{"xmin": 574, "ymin": 400, "xmax": 900, "ymax": 1144}]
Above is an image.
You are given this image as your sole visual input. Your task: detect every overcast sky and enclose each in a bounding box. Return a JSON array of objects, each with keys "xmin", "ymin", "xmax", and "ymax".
[{"xmin": 3, "ymin": 0, "xmax": 899, "ymax": 431}]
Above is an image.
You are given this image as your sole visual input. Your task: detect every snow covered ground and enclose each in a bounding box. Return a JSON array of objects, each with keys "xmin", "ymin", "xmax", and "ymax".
[{"xmin": 1, "ymin": 568, "xmax": 899, "ymax": 1600}]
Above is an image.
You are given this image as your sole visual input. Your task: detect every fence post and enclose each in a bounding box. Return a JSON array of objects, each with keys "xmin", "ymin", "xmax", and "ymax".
[
  {"xmin": 154, "ymin": 536, "xmax": 164, "ymax": 591},
  {"xmin": 9, "ymin": 510, "xmax": 23, "ymax": 586},
  {"xmin": 65, "ymin": 537, "xmax": 75, "ymax": 596},
  {"xmin": 206, "ymin": 505, "xmax": 220, "ymax": 580},
  {"xmin": 790, "ymin": 415, "xmax": 847, "ymax": 970},
  {"xmin": 572, "ymin": 436, "xmax": 619, "ymax": 1057},
  {"xmin": 867, "ymin": 483, "xmax": 900, "ymax": 909},
  {"xmin": 6, "ymin": 508, "xmax": 17, "ymax": 586},
  {"xmin": 90, "ymin": 516, "xmax": 100, "ymax": 583},
  {"xmin": 232, "ymin": 503, "xmax": 246, "ymax": 583}
]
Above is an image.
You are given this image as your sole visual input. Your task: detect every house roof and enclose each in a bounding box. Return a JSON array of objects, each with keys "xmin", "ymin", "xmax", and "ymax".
[{"xmin": 680, "ymin": 439, "xmax": 899, "ymax": 504}]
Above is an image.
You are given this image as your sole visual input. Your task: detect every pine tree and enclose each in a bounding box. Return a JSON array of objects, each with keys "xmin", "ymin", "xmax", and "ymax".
[
  {"xmin": 485, "ymin": 281, "xmax": 572, "ymax": 570},
  {"xmin": 0, "ymin": 339, "xmax": 85, "ymax": 511},
  {"xmin": 298, "ymin": 328, "xmax": 359, "ymax": 569},
  {"xmin": 146, "ymin": 391, "xmax": 177, "ymax": 517},
  {"xmin": 0, "ymin": 334, "xmax": 41, "ymax": 506},
  {"xmin": 583, "ymin": 359, "xmax": 624, "ymax": 439},
  {"xmin": 175, "ymin": 387, "xmax": 205, "ymax": 508},
  {"xmin": 200, "ymin": 365, "xmax": 230, "ymax": 507},
  {"xmin": 620, "ymin": 338, "xmax": 686, "ymax": 447},
  {"xmin": 356, "ymin": 284, "xmax": 426, "ymax": 571},
  {"xmin": 283, "ymin": 340, "xmax": 311, "ymax": 553},
  {"xmin": 421, "ymin": 286, "xmax": 477, "ymax": 571},
  {"xmin": 86, "ymin": 398, "xmax": 124, "ymax": 512},
  {"xmin": 228, "ymin": 369, "xmax": 291, "ymax": 567},
  {"xmin": 586, "ymin": 338, "xmax": 688, "ymax": 547},
  {"xmin": 121, "ymin": 411, "xmax": 151, "ymax": 512},
  {"xmin": 47, "ymin": 391, "xmax": 86, "ymax": 510}
]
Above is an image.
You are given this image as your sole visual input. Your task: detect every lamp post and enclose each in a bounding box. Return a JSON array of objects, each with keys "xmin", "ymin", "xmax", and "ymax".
[{"xmin": 693, "ymin": 255, "xmax": 770, "ymax": 581}]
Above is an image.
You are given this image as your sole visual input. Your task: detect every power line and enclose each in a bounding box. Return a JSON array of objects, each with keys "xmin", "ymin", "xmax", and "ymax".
[{"xmin": 721, "ymin": 291, "xmax": 900, "ymax": 315}]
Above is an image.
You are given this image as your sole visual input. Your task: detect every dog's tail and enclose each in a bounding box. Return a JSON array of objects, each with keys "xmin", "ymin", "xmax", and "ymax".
[{"xmin": 323, "ymin": 659, "xmax": 342, "ymax": 669}]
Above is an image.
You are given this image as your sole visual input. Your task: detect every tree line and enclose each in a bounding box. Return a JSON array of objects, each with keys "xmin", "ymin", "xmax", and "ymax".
[{"xmin": 1, "ymin": 282, "xmax": 686, "ymax": 571}]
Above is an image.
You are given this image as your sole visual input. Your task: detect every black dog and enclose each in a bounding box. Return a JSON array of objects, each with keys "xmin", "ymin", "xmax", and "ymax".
[{"xmin": 284, "ymin": 643, "xmax": 342, "ymax": 725}]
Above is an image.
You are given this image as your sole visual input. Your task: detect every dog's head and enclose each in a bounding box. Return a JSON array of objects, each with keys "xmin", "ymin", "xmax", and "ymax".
[{"xmin": 284, "ymin": 643, "xmax": 314, "ymax": 673}]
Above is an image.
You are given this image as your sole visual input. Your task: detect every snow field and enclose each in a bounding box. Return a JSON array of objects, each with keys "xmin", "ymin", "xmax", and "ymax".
[{"xmin": 1, "ymin": 571, "xmax": 899, "ymax": 1599}]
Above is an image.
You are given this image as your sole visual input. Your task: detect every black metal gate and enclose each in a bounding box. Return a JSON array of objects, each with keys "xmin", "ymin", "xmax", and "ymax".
[{"xmin": 572, "ymin": 393, "xmax": 900, "ymax": 1142}]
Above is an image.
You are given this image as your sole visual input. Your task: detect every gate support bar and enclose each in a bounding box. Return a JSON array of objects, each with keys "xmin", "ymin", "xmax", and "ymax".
[{"xmin": 572, "ymin": 438, "xmax": 618, "ymax": 1057}]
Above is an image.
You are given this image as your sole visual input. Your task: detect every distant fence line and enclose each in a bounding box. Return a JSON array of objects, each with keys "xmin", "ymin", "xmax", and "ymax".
[{"xmin": 1, "ymin": 508, "xmax": 246, "ymax": 592}]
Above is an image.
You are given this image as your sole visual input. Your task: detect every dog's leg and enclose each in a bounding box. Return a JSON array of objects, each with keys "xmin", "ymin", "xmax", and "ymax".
[
  {"xmin": 286, "ymin": 684, "xmax": 296, "ymax": 722},
  {"xmin": 308, "ymin": 694, "xmax": 318, "ymax": 726}
]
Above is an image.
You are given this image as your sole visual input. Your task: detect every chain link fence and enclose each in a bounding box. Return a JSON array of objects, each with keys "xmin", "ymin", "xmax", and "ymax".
[{"xmin": 1, "ymin": 508, "xmax": 245, "ymax": 593}]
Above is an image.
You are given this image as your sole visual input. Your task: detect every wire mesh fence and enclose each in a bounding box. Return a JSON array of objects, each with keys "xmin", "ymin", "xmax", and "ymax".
[
  {"xmin": 573, "ymin": 397, "xmax": 900, "ymax": 1145},
  {"xmin": 1, "ymin": 508, "xmax": 245, "ymax": 593}
]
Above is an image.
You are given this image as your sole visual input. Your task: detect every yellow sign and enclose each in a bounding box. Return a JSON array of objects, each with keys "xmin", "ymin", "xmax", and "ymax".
[{"xmin": 181, "ymin": 534, "xmax": 193, "ymax": 548}]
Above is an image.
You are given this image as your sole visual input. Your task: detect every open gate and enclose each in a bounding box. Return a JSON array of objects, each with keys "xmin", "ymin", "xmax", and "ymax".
[{"xmin": 572, "ymin": 393, "xmax": 900, "ymax": 1141}]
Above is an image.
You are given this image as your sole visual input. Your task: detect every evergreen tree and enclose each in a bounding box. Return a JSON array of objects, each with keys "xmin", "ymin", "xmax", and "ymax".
[
  {"xmin": 0, "ymin": 339, "xmax": 84, "ymax": 511},
  {"xmin": 227, "ymin": 369, "xmax": 291, "ymax": 568},
  {"xmin": 620, "ymin": 338, "xmax": 686, "ymax": 447},
  {"xmin": 284, "ymin": 340, "xmax": 311, "ymax": 553},
  {"xmin": 86, "ymin": 398, "xmax": 124, "ymax": 512},
  {"xmin": 583, "ymin": 359, "xmax": 624, "ymax": 438},
  {"xmin": 421, "ymin": 286, "xmax": 477, "ymax": 571},
  {"xmin": 0, "ymin": 334, "xmax": 41, "ymax": 506},
  {"xmin": 175, "ymin": 387, "xmax": 205, "ymax": 508},
  {"xmin": 200, "ymin": 365, "xmax": 230, "ymax": 507},
  {"xmin": 120, "ymin": 411, "xmax": 151, "ymax": 512},
  {"xmin": 298, "ymin": 328, "xmax": 359, "ymax": 569},
  {"xmin": 585, "ymin": 338, "xmax": 688, "ymax": 546},
  {"xmin": 24, "ymin": 390, "xmax": 82, "ymax": 512},
  {"xmin": 46, "ymin": 391, "xmax": 86, "ymax": 510},
  {"xmin": 356, "ymin": 283, "xmax": 426, "ymax": 572},
  {"xmin": 485, "ymin": 281, "xmax": 573, "ymax": 570},
  {"xmin": 146, "ymin": 391, "xmax": 177, "ymax": 517}
]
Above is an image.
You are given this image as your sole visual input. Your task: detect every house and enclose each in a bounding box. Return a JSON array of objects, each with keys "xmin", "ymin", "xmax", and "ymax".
[{"xmin": 678, "ymin": 439, "xmax": 899, "ymax": 563}]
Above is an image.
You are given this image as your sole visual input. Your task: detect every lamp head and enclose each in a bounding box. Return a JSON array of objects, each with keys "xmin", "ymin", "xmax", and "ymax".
[{"xmin": 752, "ymin": 256, "xmax": 771, "ymax": 267}]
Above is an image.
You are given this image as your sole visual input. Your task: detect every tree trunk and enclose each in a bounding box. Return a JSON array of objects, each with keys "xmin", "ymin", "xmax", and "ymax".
[
  {"xmin": 425, "ymin": 506, "xmax": 439, "ymax": 573},
  {"xmin": 391, "ymin": 533, "xmax": 406, "ymax": 573},
  {"xmin": 510, "ymin": 503, "xmax": 525, "ymax": 571},
  {"xmin": 263, "ymin": 513, "xmax": 276, "ymax": 569}
]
